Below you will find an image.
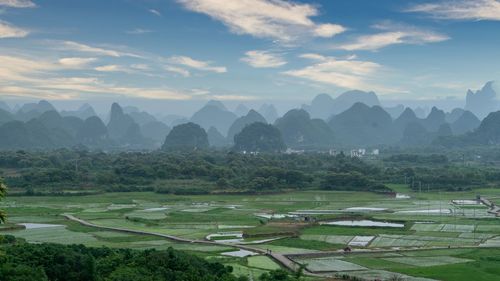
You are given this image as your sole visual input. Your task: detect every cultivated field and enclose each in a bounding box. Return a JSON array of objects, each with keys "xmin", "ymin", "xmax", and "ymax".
[{"xmin": 1, "ymin": 185, "xmax": 500, "ymax": 280}]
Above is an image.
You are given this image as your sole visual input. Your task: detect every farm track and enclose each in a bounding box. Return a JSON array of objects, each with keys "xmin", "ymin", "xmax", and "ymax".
[
  {"xmin": 480, "ymin": 196, "xmax": 500, "ymax": 216},
  {"xmin": 63, "ymin": 214, "xmax": 325, "ymax": 278}
]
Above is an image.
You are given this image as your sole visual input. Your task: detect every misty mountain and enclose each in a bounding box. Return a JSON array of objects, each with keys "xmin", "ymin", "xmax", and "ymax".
[
  {"xmin": 329, "ymin": 103, "xmax": 394, "ymax": 146},
  {"xmin": 38, "ymin": 110, "xmax": 84, "ymax": 137},
  {"xmin": 393, "ymin": 108, "xmax": 419, "ymax": 135},
  {"xmin": 421, "ymin": 107, "xmax": 446, "ymax": 132},
  {"xmin": 227, "ymin": 109, "xmax": 267, "ymax": 142},
  {"xmin": 465, "ymin": 81, "xmax": 498, "ymax": 119},
  {"xmin": 303, "ymin": 90, "xmax": 381, "ymax": 120},
  {"xmin": 0, "ymin": 118, "xmax": 75, "ymax": 150},
  {"xmin": 15, "ymin": 100, "xmax": 57, "ymax": 121},
  {"xmin": 140, "ymin": 121, "xmax": 171, "ymax": 145},
  {"xmin": 60, "ymin": 103, "xmax": 97, "ymax": 120},
  {"xmin": 445, "ymin": 108, "xmax": 466, "ymax": 123},
  {"xmin": 233, "ymin": 122, "xmax": 286, "ymax": 153},
  {"xmin": 0, "ymin": 101, "xmax": 11, "ymax": 112},
  {"xmin": 190, "ymin": 102, "xmax": 237, "ymax": 135},
  {"xmin": 171, "ymin": 118, "xmax": 190, "ymax": 127},
  {"xmin": 258, "ymin": 104, "xmax": 279, "ymax": 123},
  {"xmin": 107, "ymin": 103, "xmax": 143, "ymax": 143},
  {"xmin": 331, "ymin": 90, "xmax": 380, "ymax": 115},
  {"xmin": 159, "ymin": 114, "xmax": 185, "ymax": 126},
  {"xmin": 128, "ymin": 111, "xmax": 157, "ymax": 126},
  {"xmin": 234, "ymin": 104, "xmax": 250, "ymax": 116},
  {"xmin": 207, "ymin": 126, "xmax": 229, "ymax": 148},
  {"xmin": 76, "ymin": 116, "xmax": 110, "ymax": 146},
  {"xmin": 206, "ymin": 100, "xmax": 228, "ymax": 111},
  {"xmin": 0, "ymin": 108, "xmax": 14, "ymax": 125},
  {"xmin": 401, "ymin": 122, "xmax": 429, "ymax": 146},
  {"xmin": 162, "ymin": 122, "xmax": 209, "ymax": 151},
  {"xmin": 275, "ymin": 109, "xmax": 334, "ymax": 148},
  {"xmin": 466, "ymin": 111, "xmax": 500, "ymax": 144},
  {"xmin": 301, "ymin": 93, "xmax": 335, "ymax": 119},
  {"xmin": 451, "ymin": 111, "xmax": 481, "ymax": 135},
  {"xmin": 384, "ymin": 105, "xmax": 405, "ymax": 119},
  {"xmin": 436, "ymin": 110, "xmax": 500, "ymax": 147},
  {"xmin": 123, "ymin": 106, "xmax": 158, "ymax": 126},
  {"xmin": 413, "ymin": 107, "xmax": 428, "ymax": 119}
]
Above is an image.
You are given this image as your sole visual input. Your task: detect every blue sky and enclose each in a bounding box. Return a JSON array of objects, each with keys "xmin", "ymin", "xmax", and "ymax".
[{"xmin": 0, "ymin": 0, "xmax": 499, "ymax": 107}]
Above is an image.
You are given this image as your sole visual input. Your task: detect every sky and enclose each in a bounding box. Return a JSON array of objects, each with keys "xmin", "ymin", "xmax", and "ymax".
[{"xmin": 0, "ymin": 0, "xmax": 499, "ymax": 114}]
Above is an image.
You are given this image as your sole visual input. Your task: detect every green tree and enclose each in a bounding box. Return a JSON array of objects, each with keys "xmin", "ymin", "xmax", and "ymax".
[{"xmin": 0, "ymin": 177, "xmax": 6, "ymax": 223}]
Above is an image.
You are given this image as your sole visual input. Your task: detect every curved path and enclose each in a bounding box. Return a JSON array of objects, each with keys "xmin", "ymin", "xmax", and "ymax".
[{"xmin": 63, "ymin": 214, "xmax": 323, "ymax": 277}]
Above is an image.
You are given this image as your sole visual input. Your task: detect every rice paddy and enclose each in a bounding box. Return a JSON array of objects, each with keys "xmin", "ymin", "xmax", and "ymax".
[{"xmin": 1, "ymin": 186, "xmax": 499, "ymax": 280}]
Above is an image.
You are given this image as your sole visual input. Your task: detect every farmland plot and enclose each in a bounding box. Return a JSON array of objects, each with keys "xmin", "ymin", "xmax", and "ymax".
[
  {"xmin": 298, "ymin": 257, "xmax": 367, "ymax": 272},
  {"xmin": 383, "ymin": 256, "xmax": 473, "ymax": 267}
]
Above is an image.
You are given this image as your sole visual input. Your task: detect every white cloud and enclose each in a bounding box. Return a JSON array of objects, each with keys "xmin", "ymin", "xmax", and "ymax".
[
  {"xmin": 407, "ymin": 0, "xmax": 500, "ymax": 21},
  {"xmin": 164, "ymin": 65, "xmax": 191, "ymax": 77},
  {"xmin": 0, "ymin": 0, "xmax": 35, "ymax": 8},
  {"xmin": 130, "ymin": 64, "xmax": 150, "ymax": 71},
  {"xmin": 241, "ymin": 50, "xmax": 287, "ymax": 68},
  {"xmin": 177, "ymin": 0, "xmax": 345, "ymax": 42},
  {"xmin": 149, "ymin": 9, "xmax": 161, "ymax": 16},
  {"xmin": 0, "ymin": 20, "xmax": 29, "ymax": 38},
  {"xmin": 299, "ymin": 53, "xmax": 327, "ymax": 61},
  {"xmin": 126, "ymin": 28, "xmax": 153, "ymax": 34},
  {"xmin": 58, "ymin": 57, "xmax": 96, "ymax": 68},
  {"xmin": 284, "ymin": 54, "xmax": 387, "ymax": 92},
  {"xmin": 168, "ymin": 55, "xmax": 226, "ymax": 73},
  {"xmin": 94, "ymin": 65, "xmax": 129, "ymax": 72},
  {"xmin": 314, "ymin": 23, "xmax": 346, "ymax": 38},
  {"xmin": 60, "ymin": 41, "xmax": 141, "ymax": 58},
  {"xmin": 335, "ymin": 22, "xmax": 449, "ymax": 51},
  {"xmin": 0, "ymin": 55, "xmax": 194, "ymax": 100}
]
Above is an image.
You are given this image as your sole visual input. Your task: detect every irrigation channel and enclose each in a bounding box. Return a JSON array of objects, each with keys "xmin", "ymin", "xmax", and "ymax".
[{"xmin": 64, "ymin": 196, "xmax": 500, "ymax": 279}]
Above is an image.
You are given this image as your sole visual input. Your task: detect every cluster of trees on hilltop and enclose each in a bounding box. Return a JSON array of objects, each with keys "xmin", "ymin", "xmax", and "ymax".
[{"xmin": 0, "ymin": 237, "xmax": 296, "ymax": 281}]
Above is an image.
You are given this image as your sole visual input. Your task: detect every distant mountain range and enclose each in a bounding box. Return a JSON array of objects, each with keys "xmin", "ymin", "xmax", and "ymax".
[
  {"xmin": 302, "ymin": 90, "xmax": 380, "ymax": 119},
  {"xmin": 1, "ymin": 81, "xmax": 498, "ymax": 151}
]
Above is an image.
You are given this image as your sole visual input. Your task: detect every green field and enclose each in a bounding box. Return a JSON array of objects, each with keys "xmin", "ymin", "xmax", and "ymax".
[{"xmin": 1, "ymin": 189, "xmax": 499, "ymax": 280}]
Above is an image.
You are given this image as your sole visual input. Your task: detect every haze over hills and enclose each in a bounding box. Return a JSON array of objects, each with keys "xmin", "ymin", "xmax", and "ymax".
[{"xmin": 0, "ymin": 81, "xmax": 498, "ymax": 151}]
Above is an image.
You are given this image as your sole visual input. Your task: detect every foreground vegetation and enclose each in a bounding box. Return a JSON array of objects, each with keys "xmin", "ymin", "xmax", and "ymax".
[{"xmin": 0, "ymin": 236, "xmax": 301, "ymax": 281}]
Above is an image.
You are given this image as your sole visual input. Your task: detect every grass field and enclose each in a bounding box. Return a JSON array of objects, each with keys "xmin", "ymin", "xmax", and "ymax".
[{"xmin": 1, "ymin": 189, "xmax": 499, "ymax": 280}]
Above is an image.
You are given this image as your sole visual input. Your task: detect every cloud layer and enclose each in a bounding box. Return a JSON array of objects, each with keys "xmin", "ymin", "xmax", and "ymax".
[
  {"xmin": 167, "ymin": 55, "xmax": 227, "ymax": 73},
  {"xmin": 336, "ymin": 22, "xmax": 449, "ymax": 51},
  {"xmin": 178, "ymin": 0, "xmax": 345, "ymax": 42},
  {"xmin": 0, "ymin": 20, "xmax": 29, "ymax": 38},
  {"xmin": 0, "ymin": 0, "xmax": 35, "ymax": 8},
  {"xmin": 407, "ymin": 0, "xmax": 500, "ymax": 21},
  {"xmin": 283, "ymin": 54, "xmax": 388, "ymax": 92},
  {"xmin": 241, "ymin": 50, "xmax": 287, "ymax": 68}
]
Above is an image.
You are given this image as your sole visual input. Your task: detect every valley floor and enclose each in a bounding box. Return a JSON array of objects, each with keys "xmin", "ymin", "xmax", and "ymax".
[{"xmin": 1, "ymin": 186, "xmax": 500, "ymax": 281}]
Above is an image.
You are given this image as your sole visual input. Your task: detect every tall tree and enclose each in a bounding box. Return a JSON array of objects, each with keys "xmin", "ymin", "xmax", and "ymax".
[{"xmin": 0, "ymin": 177, "xmax": 6, "ymax": 223}]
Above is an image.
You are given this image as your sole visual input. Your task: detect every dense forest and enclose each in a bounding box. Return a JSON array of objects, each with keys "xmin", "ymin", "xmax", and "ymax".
[
  {"xmin": 0, "ymin": 236, "xmax": 296, "ymax": 281},
  {"xmin": 1, "ymin": 149, "xmax": 500, "ymax": 195}
]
